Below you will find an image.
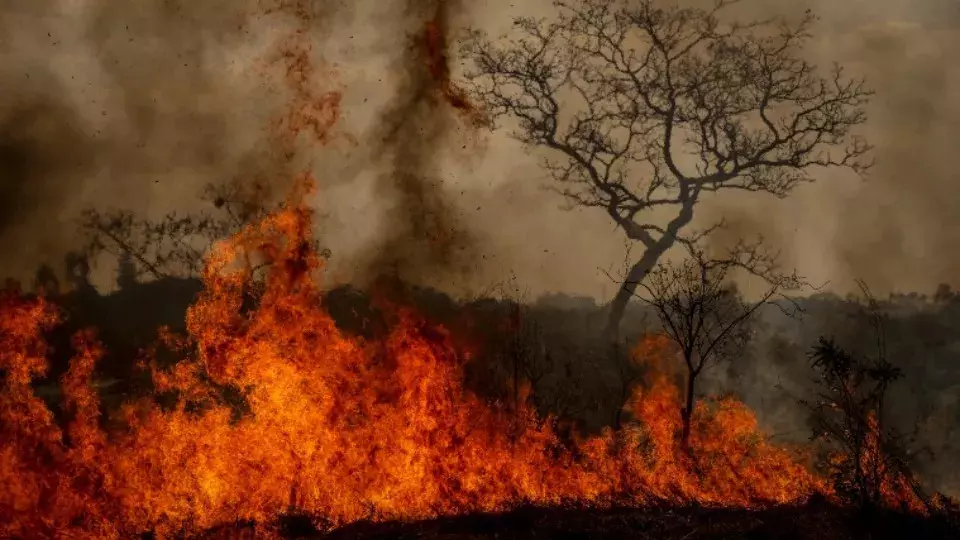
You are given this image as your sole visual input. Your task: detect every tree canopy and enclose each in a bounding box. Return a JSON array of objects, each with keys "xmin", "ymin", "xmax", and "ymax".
[{"xmin": 460, "ymin": 0, "xmax": 872, "ymax": 338}]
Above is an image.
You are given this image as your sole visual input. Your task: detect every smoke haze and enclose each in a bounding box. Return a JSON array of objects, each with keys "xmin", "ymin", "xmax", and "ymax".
[{"xmin": 0, "ymin": 0, "xmax": 957, "ymax": 299}]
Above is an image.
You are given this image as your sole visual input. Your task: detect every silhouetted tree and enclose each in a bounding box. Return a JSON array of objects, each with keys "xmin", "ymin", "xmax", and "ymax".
[
  {"xmin": 461, "ymin": 0, "xmax": 872, "ymax": 340},
  {"xmin": 488, "ymin": 278, "xmax": 555, "ymax": 417},
  {"xmin": 628, "ymin": 239, "xmax": 803, "ymax": 446},
  {"xmin": 506, "ymin": 303, "xmax": 552, "ymax": 414},
  {"xmin": 934, "ymin": 283, "xmax": 956, "ymax": 304},
  {"xmin": 804, "ymin": 282, "xmax": 926, "ymax": 511},
  {"xmin": 78, "ymin": 178, "xmax": 281, "ymax": 281}
]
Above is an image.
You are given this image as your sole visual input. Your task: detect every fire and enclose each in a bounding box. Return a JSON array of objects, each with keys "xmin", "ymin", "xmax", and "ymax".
[
  {"xmin": 420, "ymin": 6, "xmax": 489, "ymax": 127},
  {"xmin": 824, "ymin": 411, "xmax": 930, "ymax": 514},
  {"xmin": 2, "ymin": 179, "xmax": 840, "ymax": 537},
  {"xmin": 271, "ymin": 35, "xmax": 343, "ymax": 148}
]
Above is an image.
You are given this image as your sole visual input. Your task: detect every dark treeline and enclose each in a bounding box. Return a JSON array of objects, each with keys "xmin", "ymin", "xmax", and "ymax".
[{"xmin": 20, "ymin": 254, "xmax": 960, "ymax": 498}]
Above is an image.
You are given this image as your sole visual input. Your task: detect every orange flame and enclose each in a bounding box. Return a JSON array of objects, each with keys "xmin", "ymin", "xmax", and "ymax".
[
  {"xmin": 823, "ymin": 411, "xmax": 931, "ymax": 514},
  {"xmin": 2, "ymin": 179, "xmax": 836, "ymax": 537}
]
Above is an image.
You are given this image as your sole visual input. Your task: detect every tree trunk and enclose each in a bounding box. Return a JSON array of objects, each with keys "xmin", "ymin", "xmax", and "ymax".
[
  {"xmin": 614, "ymin": 378, "xmax": 630, "ymax": 430},
  {"xmin": 681, "ymin": 369, "xmax": 696, "ymax": 448},
  {"xmin": 603, "ymin": 240, "xmax": 674, "ymax": 342}
]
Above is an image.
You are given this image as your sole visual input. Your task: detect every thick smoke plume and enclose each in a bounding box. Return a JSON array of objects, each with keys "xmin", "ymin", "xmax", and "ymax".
[{"xmin": 347, "ymin": 0, "xmax": 487, "ymax": 291}]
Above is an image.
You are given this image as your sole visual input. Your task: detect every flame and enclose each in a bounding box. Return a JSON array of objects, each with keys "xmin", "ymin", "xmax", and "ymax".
[
  {"xmin": 0, "ymin": 179, "xmax": 855, "ymax": 537},
  {"xmin": 420, "ymin": 7, "xmax": 488, "ymax": 127},
  {"xmin": 823, "ymin": 411, "xmax": 931, "ymax": 514}
]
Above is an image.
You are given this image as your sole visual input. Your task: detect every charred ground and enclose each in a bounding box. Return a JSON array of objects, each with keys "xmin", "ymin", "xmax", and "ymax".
[{"xmin": 203, "ymin": 500, "xmax": 959, "ymax": 539}]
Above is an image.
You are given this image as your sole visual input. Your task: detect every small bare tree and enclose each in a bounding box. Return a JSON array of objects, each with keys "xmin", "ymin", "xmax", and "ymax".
[
  {"xmin": 78, "ymin": 178, "xmax": 330, "ymax": 284},
  {"xmin": 493, "ymin": 277, "xmax": 550, "ymax": 415},
  {"xmin": 804, "ymin": 281, "xmax": 931, "ymax": 511},
  {"xmin": 79, "ymin": 179, "xmax": 274, "ymax": 281},
  {"xmin": 628, "ymin": 239, "xmax": 803, "ymax": 446},
  {"xmin": 460, "ymin": 0, "xmax": 872, "ymax": 340}
]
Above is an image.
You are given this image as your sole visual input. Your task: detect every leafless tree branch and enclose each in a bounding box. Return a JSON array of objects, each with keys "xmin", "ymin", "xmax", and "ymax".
[
  {"xmin": 77, "ymin": 178, "xmax": 329, "ymax": 283},
  {"xmin": 603, "ymin": 234, "xmax": 807, "ymax": 445},
  {"xmin": 460, "ymin": 0, "xmax": 871, "ymax": 339}
]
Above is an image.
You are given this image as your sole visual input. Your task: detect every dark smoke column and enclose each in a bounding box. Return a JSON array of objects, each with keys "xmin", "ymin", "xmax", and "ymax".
[{"xmin": 355, "ymin": 0, "xmax": 487, "ymax": 290}]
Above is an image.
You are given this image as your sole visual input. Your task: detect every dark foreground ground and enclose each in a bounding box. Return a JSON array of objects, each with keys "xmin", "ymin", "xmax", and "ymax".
[{"xmin": 195, "ymin": 499, "xmax": 960, "ymax": 540}]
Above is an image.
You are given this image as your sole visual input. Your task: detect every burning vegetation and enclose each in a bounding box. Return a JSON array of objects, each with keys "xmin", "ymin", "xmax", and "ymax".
[
  {"xmin": 420, "ymin": 4, "xmax": 487, "ymax": 127},
  {"xmin": 2, "ymin": 1, "xmax": 959, "ymax": 538},
  {"xmin": 0, "ymin": 180, "xmax": 952, "ymax": 538}
]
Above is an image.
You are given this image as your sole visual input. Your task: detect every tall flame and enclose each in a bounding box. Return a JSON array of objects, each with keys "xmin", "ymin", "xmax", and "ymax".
[{"xmin": 0, "ymin": 177, "xmax": 874, "ymax": 538}]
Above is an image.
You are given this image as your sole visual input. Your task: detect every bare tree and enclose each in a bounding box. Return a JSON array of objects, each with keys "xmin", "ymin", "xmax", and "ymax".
[
  {"xmin": 804, "ymin": 281, "xmax": 931, "ymax": 511},
  {"xmin": 628, "ymin": 240, "xmax": 803, "ymax": 446},
  {"xmin": 460, "ymin": 0, "xmax": 872, "ymax": 340},
  {"xmin": 78, "ymin": 178, "xmax": 329, "ymax": 283}
]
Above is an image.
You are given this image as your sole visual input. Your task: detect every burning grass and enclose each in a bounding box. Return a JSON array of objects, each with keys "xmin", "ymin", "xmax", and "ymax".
[{"xmin": 0, "ymin": 179, "xmax": 940, "ymax": 538}]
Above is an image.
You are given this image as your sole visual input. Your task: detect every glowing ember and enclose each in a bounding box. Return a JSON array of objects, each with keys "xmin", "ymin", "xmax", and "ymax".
[{"xmin": 272, "ymin": 35, "xmax": 343, "ymax": 147}]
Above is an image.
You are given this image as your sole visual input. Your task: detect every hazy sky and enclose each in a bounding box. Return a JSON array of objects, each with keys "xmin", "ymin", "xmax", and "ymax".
[{"xmin": 1, "ymin": 0, "xmax": 957, "ymax": 300}]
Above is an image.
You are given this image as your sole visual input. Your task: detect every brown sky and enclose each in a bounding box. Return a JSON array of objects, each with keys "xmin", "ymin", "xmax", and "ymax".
[{"xmin": 1, "ymin": 0, "xmax": 957, "ymax": 300}]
